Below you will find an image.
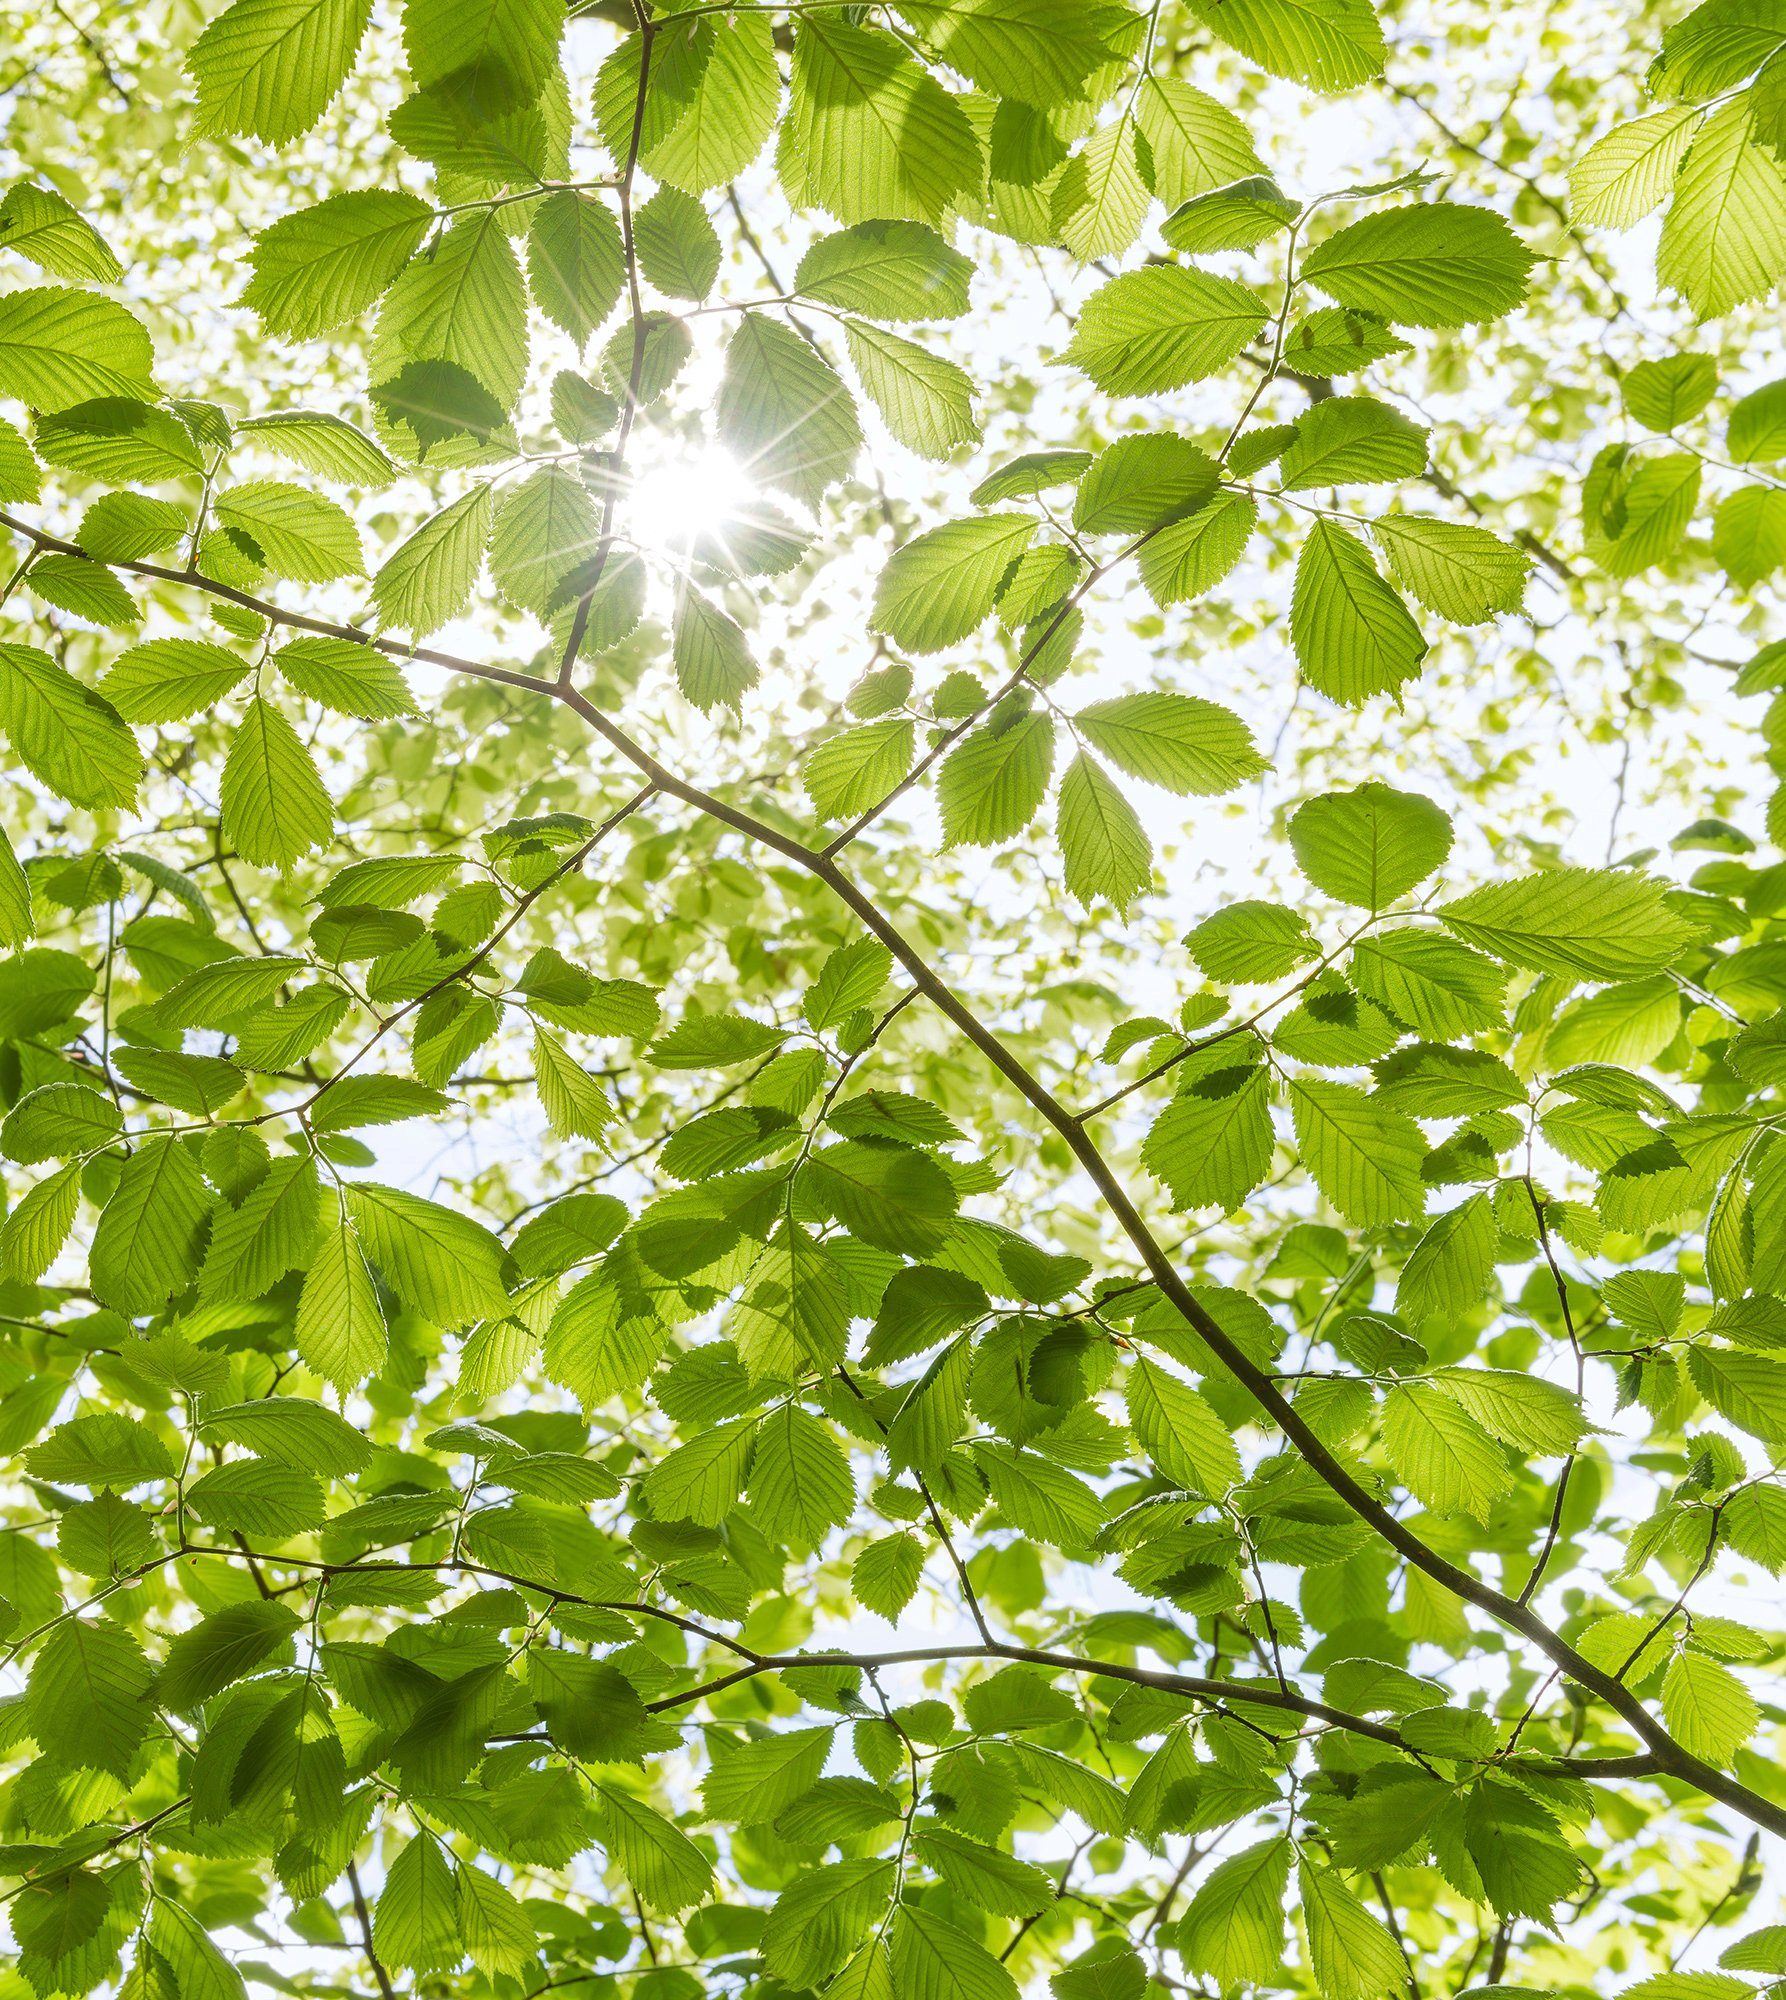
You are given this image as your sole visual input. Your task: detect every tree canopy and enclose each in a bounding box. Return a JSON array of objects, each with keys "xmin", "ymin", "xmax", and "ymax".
[{"xmin": 2, "ymin": 2, "xmax": 1786, "ymax": 1998}]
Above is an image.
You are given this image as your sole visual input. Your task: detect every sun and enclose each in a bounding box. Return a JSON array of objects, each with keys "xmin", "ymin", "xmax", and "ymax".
[{"xmin": 626, "ymin": 445, "xmax": 757, "ymax": 554}]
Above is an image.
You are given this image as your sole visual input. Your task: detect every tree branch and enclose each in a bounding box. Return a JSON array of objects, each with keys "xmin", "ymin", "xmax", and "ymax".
[
  {"xmin": 347, "ymin": 1860, "xmax": 397, "ymax": 2000},
  {"xmin": 6, "ymin": 507, "xmax": 1784, "ymax": 1843}
]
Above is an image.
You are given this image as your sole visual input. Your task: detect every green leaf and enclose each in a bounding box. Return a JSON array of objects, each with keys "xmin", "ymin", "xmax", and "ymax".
[
  {"xmin": 1552, "ymin": 1013, "xmax": 1680, "ymax": 1110},
  {"xmin": 243, "ymin": 191, "xmax": 433, "ymax": 338},
  {"xmin": 1187, "ymin": 899, "xmax": 1318, "ymax": 983},
  {"xmin": 650, "ymin": 1013, "xmax": 785, "ymax": 1068},
  {"xmin": 704, "ymin": 1723, "xmax": 834, "ymax": 1824},
  {"xmin": 0, "ymin": 183, "xmax": 120, "ymax": 282},
  {"xmin": 1179, "ymin": 1838, "xmax": 1291, "ymax": 1987},
  {"xmin": 1428, "ymin": 1367, "xmax": 1587, "ymax": 1455},
  {"xmin": 1281, "ymin": 306, "xmax": 1413, "ymax": 374},
  {"xmin": 152, "ymin": 1903, "xmax": 250, "ymax": 2000},
  {"xmin": 939, "ymin": 711, "xmax": 1055, "ymax": 846},
  {"xmin": 27, "ymin": 552, "xmax": 137, "ymax": 628},
  {"xmin": 845, "ymin": 320, "xmax": 979, "ymax": 458},
  {"xmin": 1688, "ymin": 1346, "xmax": 1786, "ymax": 1442},
  {"xmin": 374, "ymin": 213, "xmax": 529, "ymax": 416},
  {"xmin": 1189, "ymin": 0, "xmax": 1385, "ymax": 91},
  {"xmin": 1436, "ymin": 867, "xmax": 1696, "ymax": 979},
  {"xmin": 673, "ymin": 585, "xmax": 759, "ymax": 713},
  {"xmin": 976, "ymin": 1440, "xmax": 1102, "ymax": 1546},
  {"xmin": 201, "ymin": 1154, "xmax": 322, "ymax": 1302},
  {"xmin": 221, "ymin": 696, "xmax": 334, "ymax": 871},
  {"xmin": 9, "ymin": 1868, "xmax": 114, "ymax": 1967},
  {"xmin": 895, "ymin": 0, "xmax": 1134, "ymax": 103},
  {"xmin": 1075, "ymin": 692, "xmax": 1264, "ymax": 796},
  {"xmin": 528, "ymin": 191, "xmax": 625, "ymax": 345},
  {"xmin": 238, "ymin": 408, "xmax": 395, "ymax": 484},
  {"xmin": 1279, "ymin": 396, "xmax": 1428, "ymax": 489},
  {"xmin": 891, "ymin": 1904, "xmax": 1019, "ymax": 2000},
  {"xmin": 532, "ymin": 1026, "xmax": 615, "ymax": 1140},
  {"xmin": 1161, "ymin": 176, "xmax": 1297, "ymax": 254},
  {"xmin": 796, "ymin": 222, "xmax": 973, "ymax": 320},
  {"xmin": 490, "ymin": 466, "xmax": 599, "ymax": 617},
  {"xmin": 1370, "ymin": 516, "xmax": 1532, "ymax": 622},
  {"xmin": 157, "ymin": 1601, "xmax": 301, "ymax": 1710},
  {"xmin": 1657, "ymin": 97, "xmax": 1786, "ymax": 317},
  {"xmin": 214, "ymin": 480, "xmax": 363, "ymax": 580},
  {"xmin": 0, "ymin": 823, "xmax": 30, "ymax": 949},
  {"xmin": 157, "ymin": 953, "xmax": 304, "ymax": 1028},
  {"xmin": 1583, "ymin": 447, "xmax": 1701, "ymax": 576},
  {"xmin": 345, "ymin": 1181, "xmax": 509, "ymax": 1329},
  {"xmin": 804, "ymin": 719, "xmax": 915, "ymax": 819},
  {"xmin": 187, "ymin": 0, "xmax": 372, "ymax": 145},
  {"xmin": 1729, "ymin": 377, "xmax": 1786, "ymax": 461},
  {"xmin": 26, "ymin": 1413, "xmax": 175, "ymax": 1488},
  {"xmin": 1352, "ymin": 932, "xmax": 1504, "ymax": 1040},
  {"xmin": 609, "ymin": 16, "xmax": 780, "ymax": 196},
  {"xmin": 784, "ymin": 17, "xmax": 983, "ymax": 227},
  {"xmin": 1056, "ymin": 751, "xmax": 1151, "ymax": 911},
  {"xmin": 1052, "ymin": 120, "xmax": 1151, "ymax": 261},
  {"xmin": 640, "ymin": 1415, "xmax": 759, "ymax": 1525},
  {"xmin": 78, "ymin": 491, "xmax": 187, "ymax": 561},
  {"xmin": 1135, "ymin": 493, "xmax": 1258, "ymax": 607},
  {"xmin": 1382, "ymin": 1380, "xmax": 1511, "ymax": 1518},
  {"xmin": 375, "ymin": 1833, "xmax": 460, "ymax": 1973},
  {"xmin": 1142, "ymin": 1066, "xmax": 1275, "ymax": 1213},
  {"xmin": 1724, "ymin": 1484, "xmax": 1786, "ymax": 1573},
  {"xmin": 805, "ymin": 938, "xmax": 893, "ymax": 1030},
  {"xmin": 1713, "ymin": 486, "xmax": 1786, "ymax": 586},
  {"xmin": 372, "ymin": 483, "xmax": 493, "ymax": 634},
  {"xmin": 1289, "ymin": 1078, "xmax": 1427, "ymax": 1226},
  {"xmin": 401, "ymin": 0, "xmax": 563, "ymax": 98},
  {"xmin": 806, "ymin": 1140, "xmax": 958, "ymax": 1256},
  {"xmin": 457, "ymin": 1865, "xmax": 538, "ymax": 1982},
  {"xmin": 278, "ymin": 636, "xmax": 417, "ymax": 718},
  {"xmin": 98, "ymin": 640, "xmax": 250, "ymax": 725},
  {"xmin": 0, "ymin": 288, "xmax": 156, "ymax": 409},
  {"xmin": 1134, "ymin": 76, "xmax": 1265, "ymax": 206},
  {"xmin": 1570, "ymin": 106, "xmax": 1702, "ymax": 228},
  {"xmin": 1074, "ymin": 435, "xmax": 1220, "ymax": 535},
  {"xmin": 1396, "ymin": 1193, "xmax": 1497, "ymax": 1326},
  {"xmin": 596, "ymin": 1784, "xmax": 714, "ymax": 1913},
  {"xmin": 1623, "ymin": 353, "xmax": 1720, "ymax": 429},
  {"xmin": 1662, "ymin": 1649, "xmax": 1759, "ymax": 1764},
  {"xmin": 1127, "ymin": 1355, "xmax": 1243, "ymax": 1493},
  {"xmin": 528, "ymin": 1649, "xmax": 647, "ymax": 1762},
  {"xmin": 0, "ymin": 641, "xmax": 143, "ymax": 809},
  {"xmin": 1, "ymin": 1081, "xmax": 122, "ymax": 1164},
  {"xmin": 748, "ymin": 1405, "xmax": 855, "ymax": 1545},
  {"xmin": 1288, "ymin": 782, "xmax": 1452, "ymax": 906},
  {"xmin": 58, "ymin": 1498, "xmax": 159, "ymax": 1587},
  {"xmin": 204, "ymin": 1394, "xmax": 373, "ymax": 1475},
  {"xmin": 90, "ymin": 1137, "xmax": 214, "ymax": 1314},
  {"xmin": 26, "ymin": 1619, "xmax": 153, "ymax": 1778},
  {"xmin": 1064, "ymin": 267, "xmax": 1269, "ymax": 396},
  {"xmin": 1653, "ymin": 0, "xmax": 1786, "ymax": 98},
  {"xmin": 764, "ymin": 1868, "xmax": 896, "ymax": 1988},
  {"xmin": 2, "ymin": 1163, "xmax": 82, "ymax": 1281},
  {"xmin": 1299, "ymin": 1859, "xmax": 1409, "ymax": 2000},
  {"xmin": 634, "ymin": 187, "xmax": 722, "ymax": 301},
  {"xmin": 295, "ymin": 1192, "xmax": 387, "ymax": 1390},
  {"xmin": 1291, "ymin": 519, "xmax": 1427, "ymax": 705},
  {"xmin": 717, "ymin": 314, "xmax": 862, "ymax": 509},
  {"xmin": 1300, "ymin": 202, "xmax": 1536, "ymax": 328},
  {"xmin": 873, "ymin": 514, "xmax": 1035, "ymax": 652},
  {"xmin": 853, "ymin": 1532, "xmax": 925, "ymax": 1620},
  {"xmin": 914, "ymin": 1825, "xmax": 1053, "ymax": 1917}
]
